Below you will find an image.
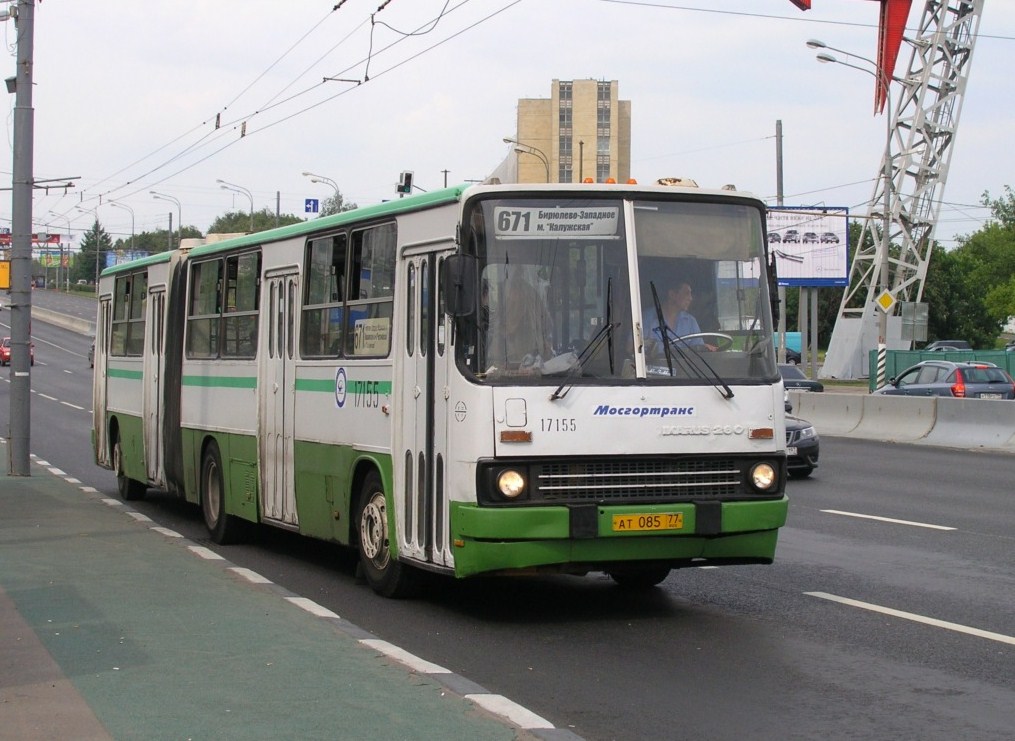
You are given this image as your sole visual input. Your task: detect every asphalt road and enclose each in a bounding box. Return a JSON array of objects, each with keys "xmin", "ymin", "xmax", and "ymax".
[{"xmin": 4, "ymin": 292, "xmax": 1013, "ymax": 741}]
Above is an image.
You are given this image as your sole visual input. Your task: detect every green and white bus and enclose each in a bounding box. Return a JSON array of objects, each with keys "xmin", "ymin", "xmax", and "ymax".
[{"xmin": 93, "ymin": 180, "xmax": 789, "ymax": 597}]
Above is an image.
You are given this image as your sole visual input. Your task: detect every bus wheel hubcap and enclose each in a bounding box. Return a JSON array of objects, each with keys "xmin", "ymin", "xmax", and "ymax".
[{"xmin": 360, "ymin": 495, "xmax": 388, "ymax": 565}]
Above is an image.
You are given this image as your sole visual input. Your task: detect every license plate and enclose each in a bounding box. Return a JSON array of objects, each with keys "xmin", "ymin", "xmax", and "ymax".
[
  {"xmin": 612, "ymin": 513, "xmax": 684, "ymax": 532},
  {"xmin": 979, "ymin": 393, "xmax": 1001, "ymax": 399},
  {"xmin": 787, "ymin": 446, "xmax": 798, "ymax": 456}
]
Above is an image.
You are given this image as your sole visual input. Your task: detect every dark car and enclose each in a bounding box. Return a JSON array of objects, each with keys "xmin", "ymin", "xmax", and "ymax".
[
  {"xmin": 768, "ymin": 232, "xmax": 782, "ymax": 243},
  {"xmin": 0, "ymin": 336, "xmax": 34, "ymax": 366},
  {"xmin": 780, "ymin": 363, "xmax": 824, "ymax": 392},
  {"xmin": 782, "ymin": 347, "xmax": 801, "ymax": 364},
  {"xmin": 786, "ymin": 414, "xmax": 819, "ymax": 478},
  {"xmin": 874, "ymin": 360, "xmax": 1015, "ymax": 399}
]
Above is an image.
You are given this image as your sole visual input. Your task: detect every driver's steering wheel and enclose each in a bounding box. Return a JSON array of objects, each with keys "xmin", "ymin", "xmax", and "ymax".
[{"xmin": 671, "ymin": 332, "xmax": 734, "ymax": 352}]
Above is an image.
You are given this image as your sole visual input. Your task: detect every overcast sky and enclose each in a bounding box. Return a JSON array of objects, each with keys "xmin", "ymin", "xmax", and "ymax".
[{"xmin": 4, "ymin": 0, "xmax": 1013, "ymax": 250}]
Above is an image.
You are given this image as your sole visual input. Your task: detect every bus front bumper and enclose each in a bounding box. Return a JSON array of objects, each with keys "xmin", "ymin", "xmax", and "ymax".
[{"xmin": 448, "ymin": 497, "xmax": 789, "ymax": 578}]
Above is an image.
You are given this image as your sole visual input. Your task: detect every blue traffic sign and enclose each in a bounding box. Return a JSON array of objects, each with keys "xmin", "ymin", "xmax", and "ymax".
[{"xmin": 305, "ymin": 198, "xmax": 319, "ymax": 213}]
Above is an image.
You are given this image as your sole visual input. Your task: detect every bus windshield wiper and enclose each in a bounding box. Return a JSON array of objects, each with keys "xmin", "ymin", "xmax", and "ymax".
[
  {"xmin": 648, "ymin": 281, "xmax": 734, "ymax": 400},
  {"xmin": 550, "ymin": 278, "xmax": 616, "ymax": 402}
]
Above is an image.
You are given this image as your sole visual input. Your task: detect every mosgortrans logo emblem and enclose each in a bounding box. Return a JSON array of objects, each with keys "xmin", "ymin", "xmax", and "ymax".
[{"xmin": 593, "ymin": 404, "xmax": 695, "ymax": 418}]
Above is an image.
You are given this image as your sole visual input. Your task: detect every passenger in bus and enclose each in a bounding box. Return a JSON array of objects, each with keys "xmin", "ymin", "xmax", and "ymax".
[
  {"xmin": 485, "ymin": 272, "xmax": 553, "ymax": 371},
  {"xmin": 643, "ymin": 281, "xmax": 717, "ymax": 352}
]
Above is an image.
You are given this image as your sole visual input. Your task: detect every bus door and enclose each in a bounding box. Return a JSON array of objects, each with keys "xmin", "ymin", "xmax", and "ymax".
[
  {"xmin": 143, "ymin": 287, "xmax": 165, "ymax": 484},
  {"xmin": 93, "ymin": 296, "xmax": 112, "ymax": 468},
  {"xmin": 398, "ymin": 247, "xmax": 454, "ymax": 568},
  {"xmin": 259, "ymin": 271, "xmax": 299, "ymax": 527}
]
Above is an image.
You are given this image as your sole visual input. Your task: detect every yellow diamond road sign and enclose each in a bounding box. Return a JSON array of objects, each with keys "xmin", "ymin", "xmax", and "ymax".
[{"xmin": 876, "ymin": 289, "xmax": 896, "ymax": 313}]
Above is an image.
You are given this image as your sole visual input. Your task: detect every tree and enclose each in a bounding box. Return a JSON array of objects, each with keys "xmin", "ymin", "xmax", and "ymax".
[
  {"xmin": 74, "ymin": 219, "xmax": 113, "ymax": 285},
  {"xmin": 318, "ymin": 191, "xmax": 357, "ymax": 218},
  {"xmin": 208, "ymin": 207, "xmax": 302, "ymax": 234}
]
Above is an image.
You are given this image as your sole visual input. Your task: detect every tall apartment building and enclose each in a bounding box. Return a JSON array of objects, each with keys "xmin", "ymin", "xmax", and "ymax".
[{"xmin": 514, "ymin": 79, "xmax": 631, "ymax": 184}]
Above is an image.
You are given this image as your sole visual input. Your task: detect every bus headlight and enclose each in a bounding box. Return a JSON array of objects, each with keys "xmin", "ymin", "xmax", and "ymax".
[
  {"xmin": 749, "ymin": 462, "xmax": 777, "ymax": 491},
  {"xmin": 497, "ymin": 469, "xmax": 527, "ymax": 499}
]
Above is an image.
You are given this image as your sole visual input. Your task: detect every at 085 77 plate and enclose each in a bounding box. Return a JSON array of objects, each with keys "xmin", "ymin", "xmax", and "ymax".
[{"xmin": 612, "ymin": 513, "xmax": 684, "ymax": 532}]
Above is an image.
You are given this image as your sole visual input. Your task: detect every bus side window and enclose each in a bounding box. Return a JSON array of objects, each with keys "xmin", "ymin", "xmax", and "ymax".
[{"xmin": 346, "ymin": 223, "xmax": 396, "ymax": 357}]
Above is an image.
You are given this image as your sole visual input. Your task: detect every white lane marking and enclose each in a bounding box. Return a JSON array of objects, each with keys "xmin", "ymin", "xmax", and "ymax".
[
  {"xmin": 465, "ymin": 694, "xmax": 555, "ymax": 730},
  {"xmin": 64, "ymin": 477, "xmax": 81, "ymax": 484},
  {"xmin": 101, "ymin": 498, "xmax": 124, "ymax": 506},
  {"xmin": 60, "ymin": 401, "xmax": 85, "ymax": 410},
  {"xmin": 286, "ymin": 596, "xmax": 339, "ymax": 619},
  {"xmin": 821, "ymin": 509, "xmax": 956, "ymax": 531},
  {"xmin": 39, "ymin": 393, "xmax": 58, "ymax": 401},
  {"xmin": 126, "ymin": 511, "xmax": 153, "ymax": 523},
  {"xmin": 47, "ymin": 467, "xmax": 66, "ymax": 476},
  {"xmin": 150, "ymin": 526, "xmax": 183, "ymax": 538},
  {"xmin": 188, "ymin": 545, "xmax": 225, "ymax": 560},
  {"xmin": 806, "ymin": 592, "xmax": 1015, "ymax": 646},
  {"xmin": 359, "ymin": 639, "xmax": 451, "ymax": 674},
  {"xmin": 229, "ymin": 567, "xmax": 272, "ymax": 584}
]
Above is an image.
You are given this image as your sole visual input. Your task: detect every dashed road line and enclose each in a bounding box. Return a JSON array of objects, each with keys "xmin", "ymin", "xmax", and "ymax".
[
  {"xmin": 821, "ymin": 509, "xmax": 956, "ymax": 531},
  {"xmin": 806, "ymin": 592, "xmax": 1015, "ymax": 645}
]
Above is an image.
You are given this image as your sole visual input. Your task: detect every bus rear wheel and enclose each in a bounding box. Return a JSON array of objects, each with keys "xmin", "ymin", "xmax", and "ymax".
[
  {"xmin": 608, "ymin": 565, "xmax": 671, "ymax": 589},
  {"xmin": 356, "ymin": 471, "xmax": 417, "ymax": 598},
  {"xmin": 113, "ymin": 434, "xmax": 146, "ymax": 501},
  {"xmin": 201, "ymin": 441, "xmax": 242, "ymax": 545}
]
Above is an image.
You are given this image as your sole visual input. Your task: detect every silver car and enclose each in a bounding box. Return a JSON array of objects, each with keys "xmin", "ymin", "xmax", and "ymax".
[{"xmin": 874, "ymin": 360, "xmax": 1015, "ymax": 399}]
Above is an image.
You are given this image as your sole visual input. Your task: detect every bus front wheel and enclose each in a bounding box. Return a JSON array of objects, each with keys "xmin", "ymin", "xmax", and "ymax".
[
  {"xmin": 201, "ymin": 441, "xmax": 242, "ymax": 545},
  {"xmin": 113, "ymin": 434, "xmax": 146, "ymax": 501},
  {"xmin": 356, "ymin": 471, "xmax": 417, "ymax": 598}
]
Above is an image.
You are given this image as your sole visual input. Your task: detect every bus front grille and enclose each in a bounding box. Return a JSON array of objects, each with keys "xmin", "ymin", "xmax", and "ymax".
[{"xmin": 534, "ymin": 458, "xmax": 742, "ymax": 502}]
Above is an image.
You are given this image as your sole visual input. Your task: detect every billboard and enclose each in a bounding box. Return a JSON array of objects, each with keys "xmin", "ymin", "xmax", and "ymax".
[{"xmin": 766, "ymin": 207, "xmax": 849, "ymax": 287}]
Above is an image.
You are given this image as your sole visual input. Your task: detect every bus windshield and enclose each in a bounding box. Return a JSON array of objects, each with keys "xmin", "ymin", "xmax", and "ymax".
[{"xmin": 458, "ymin": 194, "xmax": 777, "ymax": 385}]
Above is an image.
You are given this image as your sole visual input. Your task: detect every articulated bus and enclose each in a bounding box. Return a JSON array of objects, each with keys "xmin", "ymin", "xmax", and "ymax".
[{"xmin": 93, "ymin": 180, "xmax": 789, "ymax": 597}]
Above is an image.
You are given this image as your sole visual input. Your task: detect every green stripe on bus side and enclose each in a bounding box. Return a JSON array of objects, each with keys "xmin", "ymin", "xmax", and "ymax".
[
  {"xmin": 181, "ymin": 375, "xmax": 258, "ymax": 389},
  {"xmin": 107, "ymin": 368, "xmax": 144, "ymax": 380},
  {"xmin": 294, "ymin": 379, "xmax": 393, "ymax": 395}
]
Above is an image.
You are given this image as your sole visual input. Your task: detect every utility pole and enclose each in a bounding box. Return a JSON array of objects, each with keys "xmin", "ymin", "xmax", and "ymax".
[{"xmin": 5, "ymin": 0, "xmax": 35, "ymax": 476}]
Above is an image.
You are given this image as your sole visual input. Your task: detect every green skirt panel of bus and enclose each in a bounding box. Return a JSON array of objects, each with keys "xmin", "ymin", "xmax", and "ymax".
[
  {"xmin": 105, "ymin": 412, "xmax": 145, "ymax": 483},
  {"xmin": 179, "ymin": 428, "xmax": 259, "ymax": 523},
  {"xmin": 449, "ymin": 498, "xmax": 788, "ymax": 577}
]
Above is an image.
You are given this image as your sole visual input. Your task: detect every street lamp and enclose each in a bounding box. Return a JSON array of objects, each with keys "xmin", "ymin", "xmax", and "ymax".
[
  {"xmin": 808, "ymin": 39, "xmax": 894, "ymax": 389},
  {"xmin": 217, "ymin": 178, "xmax": 254, "ymax": 232},
  {"xmin": 503, "ymin": 137, "xmax": 550, "ymax": 183},
  {"xmin": 75, "ymin": 205, "xmax": 102, "ymax": 293},
  {"xmin": 47, "ymin": 210, "xmax": 71, "ymax": 291},
  {"xmin": 301, "ymin": 170, "xmax": 341, "ymax": 199},
  {"xmin": 110, "ymin": 201, "xmax": 135, "ymax": 253},
  {"xmin": 150, "ymin": 191, "xmax": 182, "ymax": 249}
]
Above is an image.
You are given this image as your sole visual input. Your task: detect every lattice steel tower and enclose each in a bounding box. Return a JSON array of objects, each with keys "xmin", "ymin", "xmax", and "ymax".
[{"xmin": 821, "ymin": 0, "xmax": 985, "ymax": 379}]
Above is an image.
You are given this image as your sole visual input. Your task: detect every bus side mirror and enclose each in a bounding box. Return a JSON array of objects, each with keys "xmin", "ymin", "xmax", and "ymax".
[{"xmin": 442, "ymin": 254, "xmax": 478, "ymax": 317}]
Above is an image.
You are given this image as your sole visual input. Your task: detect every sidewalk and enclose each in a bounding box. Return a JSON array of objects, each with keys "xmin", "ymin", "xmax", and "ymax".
[{"xmin": 0, "ymin": 460, "xmax": 569, "ymax": 740}]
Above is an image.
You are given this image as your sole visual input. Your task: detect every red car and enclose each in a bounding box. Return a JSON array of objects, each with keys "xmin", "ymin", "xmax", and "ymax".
[{"xmin": 0, "ymin": 337, "xmax": 34, "ymax": 366}]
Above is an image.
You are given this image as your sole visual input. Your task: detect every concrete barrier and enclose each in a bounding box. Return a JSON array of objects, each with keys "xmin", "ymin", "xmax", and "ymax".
[
  {"xmin": 792, "ymin": 391, "xmax": 1015, "ymax": 453},
  {"xmin": 922, "ymin": 396, "xmax": 1015, "ymax": 450},
  {"xmin": 790, "ymin": 391, "xmax": 862, "ymax": 435},
  {"xmin": 851, "ymin": 394, "xmax": 936, "ymax": 442},
  {"xmin": 31, "ymin": 306, "xmax": 94, "ymax": 336}
]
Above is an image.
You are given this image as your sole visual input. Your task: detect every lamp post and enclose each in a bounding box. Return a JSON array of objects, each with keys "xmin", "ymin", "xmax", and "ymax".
[
  {"xmin": 110, "ymin": 201, "xmax": 135, "ymax": 254},
  {"xmin": 47, "ymin": 211, "xmax": 71, "ymax": 291},
  {"xmin": 302, "ymin": 170, "xmax": 341, "ymax": 200},
  {"xmin": 75, "ymin": 205, "xmax": 102, "ymax": 293},
  {"xmin": 808, "ymin": 39, "xmax": 893, "ymax": 389},
  {"xmin": 503, "ymin": 137, "xmax": 550, "ymax": 183},
  {"xmin": 217, "ymin": 178, "xmax": 254, "ymax": 232},
  {"xmin": 150, "ymin": 191, "xmax": 182, "ymax": 249}
]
